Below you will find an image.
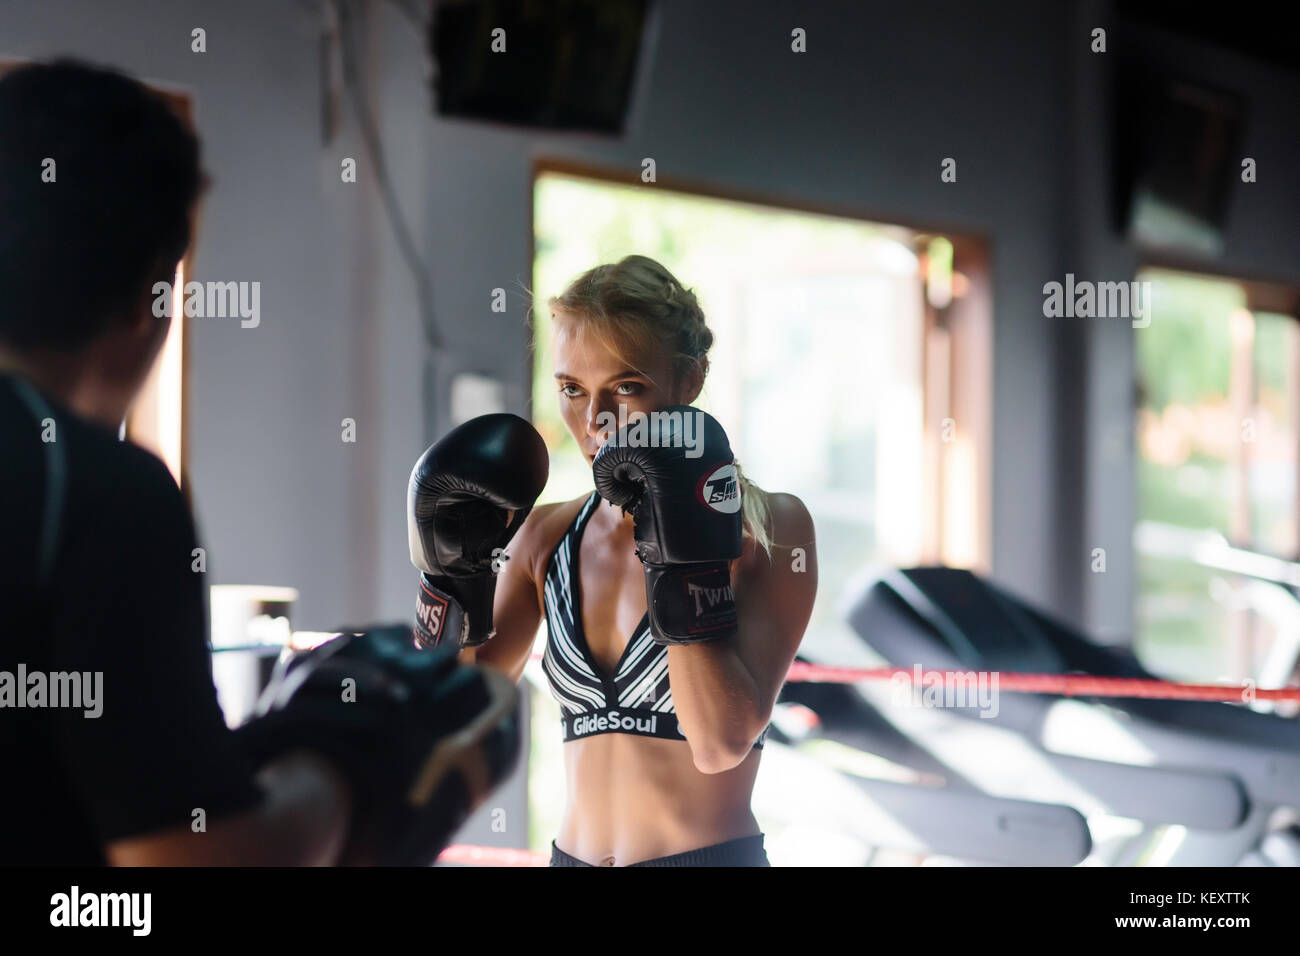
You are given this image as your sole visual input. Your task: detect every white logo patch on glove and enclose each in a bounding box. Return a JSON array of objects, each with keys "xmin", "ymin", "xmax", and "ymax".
[{"xmin": 697, "ymin": 463, "xmax": 741, "ymax": 514}]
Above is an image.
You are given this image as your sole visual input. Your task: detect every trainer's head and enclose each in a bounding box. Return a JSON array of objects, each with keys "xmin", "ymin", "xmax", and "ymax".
[
  {"xmin": 0, "ymin": 59, "xmax": 203, "ymax": 426},
  {"xmin": 547, "ymin": 254, "xmax": 710, "ymax": 465}
]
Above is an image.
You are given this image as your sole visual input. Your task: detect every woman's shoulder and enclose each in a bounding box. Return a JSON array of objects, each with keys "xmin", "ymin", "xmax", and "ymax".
[
  {"xmin": 531, "ymin": 492, "xmax": 593, "ymax": 526},
  {"xmin": 735, "ymin": 487, "xmax": 815, "ymax": 576},
  {"xmin": 510, "ymin": 492, "xmax": 594, "ymax": 578},
  {"xmin": 755, "ymin": 490, "xmax": 815, "ymax": 550}
]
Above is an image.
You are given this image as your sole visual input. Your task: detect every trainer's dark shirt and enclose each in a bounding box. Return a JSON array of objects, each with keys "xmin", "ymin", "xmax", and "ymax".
[{"xmin": 0, "ymin": 373, "xmax": 262, "ymax": 865}]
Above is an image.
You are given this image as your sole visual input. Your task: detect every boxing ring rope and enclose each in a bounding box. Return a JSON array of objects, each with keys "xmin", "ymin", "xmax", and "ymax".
[
  {"xmin": 438, "ymin": 844, "xmax": 551, "ymax": 867},
  {"xmin": 782, "ymin": 661, "xmax": 1300, "ymax": 703},
  {"xmin": 523, "ymin": 652, "xmax": 1300, "ymax": 703}
]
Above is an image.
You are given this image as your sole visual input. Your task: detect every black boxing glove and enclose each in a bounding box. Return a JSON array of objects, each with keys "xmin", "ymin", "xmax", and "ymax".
[
  {"xmin": 408, "ymin": 414, "xmax": 549, "ymax": 648},
  {"xmin": 232, "ymin": 626, "xmax": 521, "ymax": 866},
  {"xmin": 593, "ymin": 406, "xmax": 743, "ymax": 645}
]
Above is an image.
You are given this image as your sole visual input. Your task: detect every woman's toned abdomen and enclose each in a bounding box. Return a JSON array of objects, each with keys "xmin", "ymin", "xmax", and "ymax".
[{"xmin": 555, "ymin": 734, "xmax": 761, "ymax": 866}]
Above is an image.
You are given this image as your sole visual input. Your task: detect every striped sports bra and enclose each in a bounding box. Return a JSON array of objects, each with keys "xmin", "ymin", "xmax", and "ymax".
[{"xmin": 540, "ymin": 492, "xmax": 766, "ymax": 749}]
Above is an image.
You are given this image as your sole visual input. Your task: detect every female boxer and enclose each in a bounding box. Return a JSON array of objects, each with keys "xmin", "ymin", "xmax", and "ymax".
[{"xmin": 479, "ymin": 254, "xmax": 817, "ymax": 866}]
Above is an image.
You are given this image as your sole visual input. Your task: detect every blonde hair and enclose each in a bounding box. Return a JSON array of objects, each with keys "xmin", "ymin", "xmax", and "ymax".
[{"xmin": 545, "ymin": 254, "xmax": 773, "ymax": 555}]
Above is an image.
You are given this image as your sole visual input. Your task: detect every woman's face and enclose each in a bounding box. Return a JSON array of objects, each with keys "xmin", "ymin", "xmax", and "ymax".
[{"xmin": 551, "ymin": 313, "xmax": 687, "ymax": 465}]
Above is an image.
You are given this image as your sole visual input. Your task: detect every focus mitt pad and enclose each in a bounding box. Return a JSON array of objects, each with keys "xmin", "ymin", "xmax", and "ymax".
[{"xmin": 233, "ymin": 625, "xmax": 520, "ymax": 865}]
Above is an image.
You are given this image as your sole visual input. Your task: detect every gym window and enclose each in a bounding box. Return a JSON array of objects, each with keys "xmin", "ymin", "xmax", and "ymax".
[{"xmin": 1135, "ymin": 264, "xmax": 1300, "ymax": 699}]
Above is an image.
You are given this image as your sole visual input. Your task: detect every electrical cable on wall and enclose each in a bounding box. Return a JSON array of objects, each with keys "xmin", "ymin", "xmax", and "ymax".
[{"xmin": 330, "ymin": 0, "xmax": 443, "ymax": 351}]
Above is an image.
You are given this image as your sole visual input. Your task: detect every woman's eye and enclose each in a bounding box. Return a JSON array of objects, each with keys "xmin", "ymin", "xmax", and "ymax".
[
  {"xmin": 559, "ymin": 383, "xmax": 582, "ymax": 398},
  {"xmin": 615, "ymin": 382, "xmax": 643, "ymax": 396}
]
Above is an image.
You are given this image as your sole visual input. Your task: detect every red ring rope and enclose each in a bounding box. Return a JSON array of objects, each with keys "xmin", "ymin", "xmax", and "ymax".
[
  {"xmin": 784, "ymin": 661, "xmax": 1300, "ymax": 703},
  {"xmin": 437, "ymin": 844, "xmax": 550, "ymax": 867},
  {"xmin": 525, "ymin": 653, "xmax": 1298, "ymax": 702}
]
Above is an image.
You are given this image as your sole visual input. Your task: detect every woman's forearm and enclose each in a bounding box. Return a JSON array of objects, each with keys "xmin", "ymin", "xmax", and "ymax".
[{"xmin": 667, "ymin": 642, "xmax": 765, "ymax": 772}]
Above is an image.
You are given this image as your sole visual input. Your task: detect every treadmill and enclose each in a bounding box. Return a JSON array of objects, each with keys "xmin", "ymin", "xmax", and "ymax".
[{"xmin": 778, "ymin": 567, "xmax": 1300, "ymax": 865}]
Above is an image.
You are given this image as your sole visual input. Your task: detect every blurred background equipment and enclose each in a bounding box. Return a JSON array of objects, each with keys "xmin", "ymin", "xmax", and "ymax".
[
  {"xmin": 786, "ymin": 566, "xmax": 1300, "ymax": 866},
  {"xmin": 428, "ymin": 0, "xmax": 656, "ymax": 133},
  {"xmin": 209, "ymin": 585, "xmax": 297, "ymax": 727}
]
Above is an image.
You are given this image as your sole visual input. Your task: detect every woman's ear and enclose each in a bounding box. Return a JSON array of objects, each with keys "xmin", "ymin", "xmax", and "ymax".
[{"xmin": 676, "ymin": 358, "xmax": 706, "ymax": 405}]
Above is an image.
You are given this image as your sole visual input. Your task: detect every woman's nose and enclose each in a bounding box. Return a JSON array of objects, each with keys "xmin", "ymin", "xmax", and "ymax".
[{"xmin": 585, "ymin": 399, "xmax": 615, "ymax": 441}]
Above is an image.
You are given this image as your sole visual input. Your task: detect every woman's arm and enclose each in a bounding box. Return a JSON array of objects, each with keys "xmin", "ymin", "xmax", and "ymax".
[
  {"xmin": 667, "ymin": 493, "xmax": 818, "ymax": 773},
  {"xmin": 470, "ymin": 502, "xmax": 561, "ymax": 683}
]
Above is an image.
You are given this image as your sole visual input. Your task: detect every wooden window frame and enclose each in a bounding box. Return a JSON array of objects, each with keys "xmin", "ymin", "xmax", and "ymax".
[{"xmin": 528, "ymin": 156, "xmax": 995, "ymax": 571}]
